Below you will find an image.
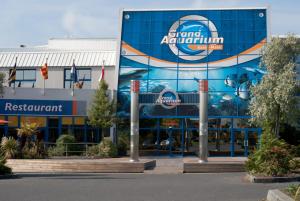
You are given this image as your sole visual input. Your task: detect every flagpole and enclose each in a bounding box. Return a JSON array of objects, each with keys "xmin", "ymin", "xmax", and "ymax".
[
  {"xmin": 43, "ymin": 58, "xmax": 48, "ymax": 96},
  {"xmin": 13, "ymin": 57, "xmax": 17, "ymax": 95},
  {"xmin": 71, "ymin": 59, "xmax": 75, "ymax": 96}
]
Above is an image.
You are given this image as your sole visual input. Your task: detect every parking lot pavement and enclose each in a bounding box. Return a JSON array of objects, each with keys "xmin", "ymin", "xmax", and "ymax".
[{"xmin": 0, "ymin": 173, "xmax": 296, "ymax": 201}]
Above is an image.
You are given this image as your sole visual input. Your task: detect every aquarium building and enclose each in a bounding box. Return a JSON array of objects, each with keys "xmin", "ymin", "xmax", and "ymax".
[
  {"xmin": 116, "ymin": 8, "xmax": 270, "ymax": 156},
  {"xmin": 1, "ymin": 7, "xmax": 297, "ymax": 157}
]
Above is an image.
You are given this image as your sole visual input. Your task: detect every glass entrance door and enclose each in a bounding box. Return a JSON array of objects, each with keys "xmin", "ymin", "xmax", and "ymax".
[
  {"xmin": 247, "ymin": 129, "xmax": 261, "ymax": 155},
  {"xmin": 156, "ymin": 127, "xmax": 183, "ymax": 156},
  {"xmin": 208, "ymin": 128, "xmax": 231, "ymax": 156},
  {"xmin": 233, "ymin": 129, "xmax": 246, "ymax": 156},
  {"xmin": 233, "ymin": 128, "xmax": 261, "ymax": 156}
]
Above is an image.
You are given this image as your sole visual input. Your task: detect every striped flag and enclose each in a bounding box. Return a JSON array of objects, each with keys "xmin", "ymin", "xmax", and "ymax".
[
  {"xmin": 98, "ymin": 61, "xmax": 105, "ymax": 82},
  {"xmin": 40, "ymin": 61, "xmax": 48, "ymax": 79},
  {"xmin": 8, "ymin": 58, "xmax": 17, "ymax": 86}
]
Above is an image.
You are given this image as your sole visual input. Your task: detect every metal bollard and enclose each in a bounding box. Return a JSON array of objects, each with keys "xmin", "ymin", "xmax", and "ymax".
[
  {"xmin": 130, "ymin": 80, "xmax": 140, "ymax": 162},
  {"xmin": 199, "ymin": 80, "xmax": 208, "ymax": 163}
]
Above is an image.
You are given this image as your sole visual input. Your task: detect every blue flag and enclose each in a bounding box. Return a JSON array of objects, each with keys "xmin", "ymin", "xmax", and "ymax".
[{"xmin": 70, "ymin": 61, "xmax": 78, "ymax": 83}]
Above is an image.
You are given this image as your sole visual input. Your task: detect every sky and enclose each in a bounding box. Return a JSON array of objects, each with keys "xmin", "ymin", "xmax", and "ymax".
[{"xmin": 0, "ymin": 0, "xmax": 299, "ymax": 47}]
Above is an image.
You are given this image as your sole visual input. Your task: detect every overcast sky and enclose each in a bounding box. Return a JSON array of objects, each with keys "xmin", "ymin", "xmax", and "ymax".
[{"xmin": 0, "ymin": 0, "xmax": 299, "ymax": 47}]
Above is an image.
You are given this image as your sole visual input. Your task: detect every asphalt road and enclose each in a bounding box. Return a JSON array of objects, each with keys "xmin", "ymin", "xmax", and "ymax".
[{"xmin": 0, "ymin": 173, "xmax": 295, "ymax": 201}]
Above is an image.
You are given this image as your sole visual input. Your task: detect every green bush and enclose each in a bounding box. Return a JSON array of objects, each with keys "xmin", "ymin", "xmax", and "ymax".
[
  {"xmin": 47, "ymin": 146, "xmax": 65, "ymax": 157},
  {"xmin": 86, "ymin": 144, "xmax": 100, "ymax": 156},
  {"xmin": 0, "ymin": 137, "xmax": 18, "ymax": 159},
  {"xmin": 22, "ymin": 141, "xmax": 46, "ymax": 159},
  {"xmin": 56, "ymin": 134, "xmax": 76, "ymax": 145},
  {"xmin": 0, "ymin": 155, "xmax": 12, "ymax": 175},
  {"xmin": 285, "ymin": 184, "xmax": 300, "ymax": 198},
  {"xmin": 0, "ymin": 164, "xmax": 12, "ymax": 175},
  {"xmin": 117, "ymin": 132, "xmax": 129, "ymax": 156},
  {"xmin": 291, "ymin": 144, "xmax": 300, "ymax": 157},
  {"xmin": 246, "ymin": 131, "xmax": 299, "ymax": 176},
  {"xmin": 99, "ymin": 139, "xmax": 117, "ymax": 158},
  {"xmin": 55, "ymin": 134, "xmax": 77, "ymax": 154}
]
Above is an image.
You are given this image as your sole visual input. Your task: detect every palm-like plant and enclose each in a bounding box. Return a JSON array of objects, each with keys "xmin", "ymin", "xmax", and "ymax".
[
  {"xmin": 17, "ymin": 122, "xmax": 39, "ymax": 138},
  {"xmin": 17, "ymin": 122, "xmax": 39, "ymax": 150},
  {"xmin": 0, "ymin": 137, "xmax": 18, "ymax": 159}
]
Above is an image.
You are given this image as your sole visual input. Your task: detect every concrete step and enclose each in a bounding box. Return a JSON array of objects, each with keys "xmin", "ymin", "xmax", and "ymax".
[{"xmin": 7, "ymin": 159, "xmax": 155, "ymax": 173}]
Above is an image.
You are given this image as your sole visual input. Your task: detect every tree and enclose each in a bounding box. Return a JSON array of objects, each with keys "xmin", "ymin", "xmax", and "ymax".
[
  {"xmin": 88, "ymin": 80, "xmax": 116, "ymax": 136},
  {"xmin": 16, "ymin": 122, "xmax": 39, "ymax": 144},
  {"xmin": 249, "ymin": 35, "xmax": 300, "ymax": 137},
  {"xmin": 0, "ymin": 72, "xmax": 5, "ymax": 97}
]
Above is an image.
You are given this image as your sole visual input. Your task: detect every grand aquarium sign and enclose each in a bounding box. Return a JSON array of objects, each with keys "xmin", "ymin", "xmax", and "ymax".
[
  {"xmin": 0, "ymin": 99, "xmax": 87, "ymax": 116},
  {"xmin": 117, "ymin": 8, "xmax": 268, "ymax": 118}
]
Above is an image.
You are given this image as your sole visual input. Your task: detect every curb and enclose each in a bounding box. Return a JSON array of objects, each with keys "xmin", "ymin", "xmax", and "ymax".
[
  {"xmin": 267, "ymin": 189, "xmax": 293, "ymax": 201},
  {"xmin": 246, "ymin": 173, "xmax": 300, "ymax": 183},
  {"xmin": 0, "ymin": 174, "xmax": 19, "ymax": 179}
]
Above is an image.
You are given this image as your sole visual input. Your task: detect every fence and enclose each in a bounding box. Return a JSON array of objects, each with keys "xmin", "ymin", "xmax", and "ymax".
[{"xmin": 43, "ymin": 142, "xmax": 99, "ymax": 157}]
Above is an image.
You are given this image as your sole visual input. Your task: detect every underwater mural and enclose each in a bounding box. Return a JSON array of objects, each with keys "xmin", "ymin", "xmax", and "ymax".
[{"xmin": 117, "ymin": 9, "xmax": 267, "ymax": 118}]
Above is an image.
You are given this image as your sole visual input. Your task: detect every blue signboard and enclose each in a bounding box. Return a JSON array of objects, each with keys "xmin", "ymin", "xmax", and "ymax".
[
  {"xmin": 117, "ymin": 8, "xmax": 268, "ymax": 118},
  {"xmin": 0, "ymin": 99, "xmax": 87, "ymax": 116}
]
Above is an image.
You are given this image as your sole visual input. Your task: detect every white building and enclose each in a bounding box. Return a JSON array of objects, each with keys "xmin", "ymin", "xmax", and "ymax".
[
  {"xmin": 0, "ymin": 38, "xmax": 117, "ymax": 143},
  {"xmin": 0, "ymin": 38, "xmax": 117, "ymax": 89}
]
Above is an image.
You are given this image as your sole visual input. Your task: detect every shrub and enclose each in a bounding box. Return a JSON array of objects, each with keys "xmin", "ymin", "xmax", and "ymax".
[
  {"xmin": 47, "ymin": 146, "xmax": 65, "ymax": 157},
  {"xmin": 0, "ymin": 163, "xmax": 12, "ymax": 175},
  {"xmin": 0, "ymin": 137, "xmax": 18, "ymax": 159},
  {"xmin": 99, "ymin": 139, "xmax": 117, "ymax": 158},
  {"xmin": 86, "ymin": 144, "xmax": 100, "ymax": 157},
  {"xmin": 56, "ymin": 134, "xmax": 77, "ymax": 154},
  {"xmin": 246, "ymin": 131, "xmax": 299, "ymax": 176},
  {"xmin": 22, "ymin": 141, "xmax": 46, "ymax": 159},
  {"xmin": 291, "ymin": 144, "xmax": 300, "ymax": 157},
  {"xmin": 56, "ymin": 134, "xmax": 76, "ymax": 145},
  {"xmin": 286, "ymin": 184, "xmax": 300, "ymax": 198},
  {"xmin": 117, "ymin": 132, "xmax": 129, "ymax": 156},
  {"xmin": 0, "ymin": 155, "xmax": 12, "ymax": 175}
]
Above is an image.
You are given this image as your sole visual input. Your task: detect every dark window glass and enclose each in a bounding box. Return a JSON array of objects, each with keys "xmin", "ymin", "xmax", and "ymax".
[
  {"xmin": 15, "ymin": 69, "xmax": 36, "ymax": 88},
  {"xmin": 64, "ymin": 68, "xmax": 91, "ymax": 89}
]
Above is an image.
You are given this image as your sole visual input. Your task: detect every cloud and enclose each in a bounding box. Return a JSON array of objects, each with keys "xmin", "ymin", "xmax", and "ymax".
[
  {"xmin": 192, "ymin": 0, "xmax": 242, "ymax": 8},
  {"xmin": 61, "ymin": 10, "xmax": 114, "ymax": 38},
  {"xmin": 62, "ymin": 10, "xmax": 77, "ymax": 35}
]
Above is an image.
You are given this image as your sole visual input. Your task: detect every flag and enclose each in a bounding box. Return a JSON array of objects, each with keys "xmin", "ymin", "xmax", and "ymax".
[
  {"xmin": 75, "ymin": 74, "xmax": 85, "ymax": 89},
  {"xmin": 70, "ymin": 61, "xmax": 78, "ymax": 83},
  {"xmin": 8, "ymin": 60, "xmax": 17, "ymax": 86},
  {"xmin": 40, "ymin": 62, "xmax": 48, "ymax": 79},
  {"xmin": 98, "ymin": 62, "xmax": 105, "ymax": 82}
]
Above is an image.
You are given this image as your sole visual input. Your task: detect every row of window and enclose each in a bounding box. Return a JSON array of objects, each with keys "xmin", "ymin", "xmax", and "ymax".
[
  {"xmin": 9, "ymin": 68, "xmax": 92, "ymax": 89},
  {"xmin": 0, "ymin": 115, "xmax": 105, "ymax": 143}
]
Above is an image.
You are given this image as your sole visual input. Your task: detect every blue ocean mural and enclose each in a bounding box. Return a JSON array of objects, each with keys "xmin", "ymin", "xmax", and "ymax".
[{"xmin": 117, "ymin": 9, "xmax": 267, "ymax": 118}]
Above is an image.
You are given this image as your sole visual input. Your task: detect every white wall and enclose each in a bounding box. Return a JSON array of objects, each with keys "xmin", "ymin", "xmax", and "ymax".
[
  {"xmin": 92, "ymin": 66, "xmax": 116, "ymax": 89},
  {"xmin": 0, "ymin": 66, "xmax": 116, "ymax": 90}
]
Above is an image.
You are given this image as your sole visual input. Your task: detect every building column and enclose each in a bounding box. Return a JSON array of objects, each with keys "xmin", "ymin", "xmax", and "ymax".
[
  {"xmin": 199, "ymin": 80, "xmax": 208, "ymax": 163},
  {"xmin": 130, "ymin": 80, "xmax": 140, "ymax": 162}
]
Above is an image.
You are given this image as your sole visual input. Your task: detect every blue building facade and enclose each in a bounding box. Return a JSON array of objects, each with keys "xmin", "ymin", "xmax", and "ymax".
[{"xmin": 116, "ymin": 8, "xmax": 268, "ymax": 156}]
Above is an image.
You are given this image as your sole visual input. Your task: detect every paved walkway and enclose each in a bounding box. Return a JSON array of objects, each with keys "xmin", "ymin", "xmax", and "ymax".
[{"xmin": 143, "ymin": 156, "xmax": 247, "ymax": 174}]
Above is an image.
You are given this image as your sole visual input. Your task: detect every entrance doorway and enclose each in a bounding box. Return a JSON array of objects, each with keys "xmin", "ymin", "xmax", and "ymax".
[
  {"xmin": 232, "ymin": 128, "xmax": 261, "ymax": 157},
  {"xmin": 139, "ymin": 118, "xmax": 261, "ymax": 157}
]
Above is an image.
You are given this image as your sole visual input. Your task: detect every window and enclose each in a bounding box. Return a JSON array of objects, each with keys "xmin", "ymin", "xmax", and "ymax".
[
  {"xmin": 64, "ymin": 68, "xmax": 91, "ymax": 89},
  {"xmin": 15, "ymin": 69, "xmax": 36, "ymax": 88}
]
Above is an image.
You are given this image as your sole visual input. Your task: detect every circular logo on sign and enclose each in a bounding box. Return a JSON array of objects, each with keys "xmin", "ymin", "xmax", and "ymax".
[
  {"xmin": 161, "ymin": 15, "xmax": 223, "ymax": 61},
  {"xmin": 156, "ymin": 89, "xmax": 181, "ymax": 109}
]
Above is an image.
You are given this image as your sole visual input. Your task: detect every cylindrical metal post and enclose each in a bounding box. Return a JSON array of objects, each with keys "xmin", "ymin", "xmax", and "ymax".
[
  {"xmin": 130, "ymin": 80, "xmax": 140, "ymax": 162},
  {"xmin": 199, "ymin": 80, "xmax": 208, "ymax": 163}
]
